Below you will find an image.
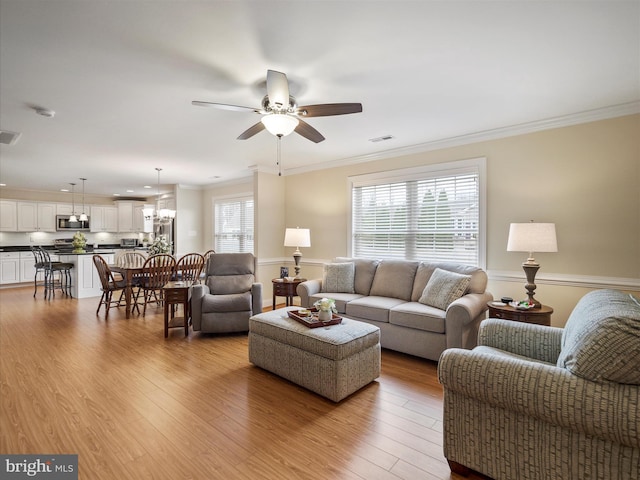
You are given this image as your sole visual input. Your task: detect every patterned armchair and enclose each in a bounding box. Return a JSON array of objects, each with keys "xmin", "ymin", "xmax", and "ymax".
[{"xmin": 438, "ymin": 289, "xmax": 640, "ymax": 480}]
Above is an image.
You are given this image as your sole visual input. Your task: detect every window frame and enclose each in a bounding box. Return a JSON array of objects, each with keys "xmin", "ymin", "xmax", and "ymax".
[
  {"xmin": 347, "ymin": 157, "xmax": 487, "ymax": 268},
  {"xmin": 212, "ymin": 193, "xmax": 255, "ymax": 254}
]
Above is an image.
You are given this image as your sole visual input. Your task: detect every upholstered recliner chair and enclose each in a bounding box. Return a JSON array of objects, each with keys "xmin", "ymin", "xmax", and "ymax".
[
  {"xmin": 438, "ymin": 289, "xmax": 640, "ymax": 480},
  {"xmin": 191, "ymin": 253, "xmax": 262, "ymax": 334}
]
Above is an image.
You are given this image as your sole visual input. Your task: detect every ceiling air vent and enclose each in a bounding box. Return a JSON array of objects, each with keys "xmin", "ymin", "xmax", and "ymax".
[
  {"xmin": 369, "ymin": 135, "xmax": 395, "ymax": 143},
  {"xmin": 0, "ymin": 130, "xmax": 21, "ymax": 146}
]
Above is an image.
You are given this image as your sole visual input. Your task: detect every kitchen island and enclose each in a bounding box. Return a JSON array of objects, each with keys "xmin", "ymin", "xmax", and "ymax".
[{"xmin": 58, "ymin": 251, "xmax": 115, "ymax": 298}]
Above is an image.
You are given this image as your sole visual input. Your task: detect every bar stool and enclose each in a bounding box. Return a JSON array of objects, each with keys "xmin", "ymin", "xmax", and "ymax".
[
  {"xmin": 31, "ymin": 246, "xmax": 50, "ymax": 297},
  {"xmin": 38, "ymin": 247, "xmax": 74, "ymax": 299}
]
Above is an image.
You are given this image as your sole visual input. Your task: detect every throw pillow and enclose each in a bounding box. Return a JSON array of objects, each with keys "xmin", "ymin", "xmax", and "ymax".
[
  {"xmin": 321, "ymin": 262, "xmax": 355, "ymax": 294},
  {"xmin": 418, "ymin": 268, "xmax": 471, "ymax": 310}
]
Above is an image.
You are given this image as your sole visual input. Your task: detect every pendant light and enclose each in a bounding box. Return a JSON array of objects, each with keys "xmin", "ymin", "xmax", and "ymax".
[
  {"xmin": 69, "ymin": 183, "xmax": 78, "ymax": 222},
  {"xmin": 79, "ymin": 178, "xmax": 88, "ymax": 222}
]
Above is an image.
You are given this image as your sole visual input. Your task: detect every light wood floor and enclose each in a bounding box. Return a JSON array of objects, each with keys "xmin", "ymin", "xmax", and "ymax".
[{"xmin": 1, "ymin": 286, "xmax": 488, "ymax": 480}]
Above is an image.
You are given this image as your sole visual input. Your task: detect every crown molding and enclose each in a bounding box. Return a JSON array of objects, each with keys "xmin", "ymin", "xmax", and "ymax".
[{"xmin": 285, "ymin": 101, "xmax": 640, "ymax": 176}]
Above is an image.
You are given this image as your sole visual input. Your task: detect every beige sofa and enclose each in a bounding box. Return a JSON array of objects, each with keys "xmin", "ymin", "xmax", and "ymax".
[
  {"xmin": 438, "ymin": 289, "xmax": 640, "ymax": 479},
  {"xmin": 297, "ymin": 257, "xmax": 492, "ymax": 361}
]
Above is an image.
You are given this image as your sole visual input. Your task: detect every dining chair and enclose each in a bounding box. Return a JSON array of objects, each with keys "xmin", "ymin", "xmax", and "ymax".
[
  {"xmin": 135, "ymin": 254, "xmax": 176, "ymax": 316},
  {"xmin": 117, "ymin": 251, "xmax": 147, "ymax": 268},
  {"xmin": 93, "ymin": 255, "xmax": 127, "ymax": 316},
  {"xmin": 175, "ymin": 252, "xmax": 205, "ymax": 284},
  {"xmin": 116, "ymin": 251, "xmax": 147, "ymax": 312}
]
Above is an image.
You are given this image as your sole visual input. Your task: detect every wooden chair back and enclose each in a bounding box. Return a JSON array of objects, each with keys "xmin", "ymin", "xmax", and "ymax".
[
  {"xmin": 175, "ymin": 253, "xmax": 205, "ymax": 283},
  {"xmin": 142, "ymin": 254, "xmax": 176, "ymax": 290},
  {"xmin": 93, "ymin": 255, "xmax": 118, "ymax": 291},
  {"xmin": 117, "ymin": 251, "xmax": 146, "ymax": 268},
  {"xmin": 203, "ymin": 249, "xmax": 216, "ymax": 271}
]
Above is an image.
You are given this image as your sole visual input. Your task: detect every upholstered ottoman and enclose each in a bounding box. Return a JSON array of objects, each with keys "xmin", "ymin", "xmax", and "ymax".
[{"xmin": 249, "ymin": 307, "xmax": 381, "ymax": 402}]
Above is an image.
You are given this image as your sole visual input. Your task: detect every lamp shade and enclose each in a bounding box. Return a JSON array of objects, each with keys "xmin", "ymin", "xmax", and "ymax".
[
  {"xmin": 284, "ymin": 228, "xmax": 311, "ymax": 248},
  {"xmin": 507, "ymin": 223, "xmax": 558, "ymax": 253},
  {"xmin": 262, "ymin": 114, "xmax": 299, "ymax": 137}
]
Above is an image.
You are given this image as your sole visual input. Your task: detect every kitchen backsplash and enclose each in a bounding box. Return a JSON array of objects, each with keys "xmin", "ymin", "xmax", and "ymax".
[{"xmin": 0, "ymin": 231, "xmax": 145, "ymax": 247}]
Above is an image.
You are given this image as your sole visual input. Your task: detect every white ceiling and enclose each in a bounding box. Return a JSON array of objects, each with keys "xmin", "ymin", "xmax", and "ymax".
[{"xmin": 1, "ymin": 1, "xmax": 638, "ymax": 198}]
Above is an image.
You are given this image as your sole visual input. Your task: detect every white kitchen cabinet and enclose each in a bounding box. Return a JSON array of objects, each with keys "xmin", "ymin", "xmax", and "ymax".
[
  {"xmin": 56, "ymin": 203, "xmax": 74, "ymax": 215},
  {"xmin": 17, "ymin": 201, "xmax": 56, "ymax": 232},
  {"xmin": 20, "ymin": 251, "xmax": 38, "ymax": 284},
  {"xmin": 157, "ymin": 197, "xmax": 176, "ymax": 212},
  {"xmin": 117, "ymin": 201, "xmax": 135, "ymax": 232},
  {"xmin": 133, "ymin": 204, "xmax": 146, "ymax": 232},
  {"xmin": 118, "ymin": 201, "xmax": 147, "ymax": 232},
  {"xmin": 37, "ymin": 203, "xmax": 57, "ymax": 231},
  {"xmin": 0, "ymin": 200, "xmax": 18, "ymax": 231},
  {"xmin": 0, "ymin": 252, "xmax": 20, "ymax": 284},
  {"xmin": 90, "ymin": 205, "xmax": 118, "ymax": 232},
  {"xmin": 16, "ymin": 202, "xmax": 37, "ymax": 231}
]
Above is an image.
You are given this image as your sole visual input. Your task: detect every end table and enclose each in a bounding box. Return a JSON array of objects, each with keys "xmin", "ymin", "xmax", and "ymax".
[
  {"xmin": 163, "ymin": 281, "xmax": 192, "ymax": 337},
  {"xmin": 272, "ymin": 278, "xmax": 305, "ymax": 310},
  {"xmin": 487, "ymin": 301, "xmax": 553, "ymax": 326}
]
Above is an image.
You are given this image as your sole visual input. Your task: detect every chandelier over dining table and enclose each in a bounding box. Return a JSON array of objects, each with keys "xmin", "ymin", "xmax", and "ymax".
[{"xmin": 142, "ymin": 168, "xmax": 176, "ymax": 222}]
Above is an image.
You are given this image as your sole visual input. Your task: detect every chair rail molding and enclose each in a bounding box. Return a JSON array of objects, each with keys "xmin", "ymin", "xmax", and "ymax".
[{"xmin": 488, "ymin": 270, "xmax": 640, "ymax": 292}]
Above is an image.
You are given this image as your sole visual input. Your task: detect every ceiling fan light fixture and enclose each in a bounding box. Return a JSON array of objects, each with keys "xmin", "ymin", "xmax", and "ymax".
[{"xmin": 261, "ymin": 114, "xmax": 299, "ymax": 137}]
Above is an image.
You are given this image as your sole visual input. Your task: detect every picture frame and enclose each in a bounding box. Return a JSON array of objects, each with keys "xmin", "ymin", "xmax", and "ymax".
[{"xmin": 280, "ymin": 266, "xmax": 289, "ymax": 279}]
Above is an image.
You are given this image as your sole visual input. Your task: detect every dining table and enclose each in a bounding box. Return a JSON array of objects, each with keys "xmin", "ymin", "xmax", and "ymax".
[{"xmin": 110, "ymin": 264, "xmax": 143, "ymax": 319}]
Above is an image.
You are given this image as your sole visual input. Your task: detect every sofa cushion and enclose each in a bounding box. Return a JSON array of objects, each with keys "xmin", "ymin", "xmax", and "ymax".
[
  {"xmin": 346, "ymin": 296, "xmax": 408, "ymax": 323},
  {"xmin": 321, "ymin": 262, "xmax": 355, "ymax": 294},
  {"xmin": 556, "ymin": 289, "xmax": 640, "ymax": 385},
  {"xmin": 368, "ymin": 260, "xmax": 419, "ymax": 301},
  {"xmin": 202, "ymin": 291, "xmax": 252, "ymax": 313},
  {"xmin": 418, "ymin": 268, "xmax": 471, "ymax": 310},
  {"xmin": 411, "ymin": 262, "xmax": 486, "ymax": 302},
  {"xmin": 334, "ymin": 257, "xmax": 379, "ymax": 295},
  {"xmin": 389, "ymin": 302, "xmax": 446, "ymax": 333}
]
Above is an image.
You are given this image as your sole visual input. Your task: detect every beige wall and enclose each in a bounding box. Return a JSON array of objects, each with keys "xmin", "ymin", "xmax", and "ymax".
[
  {"xmin": 200, "ymin": 178, "xmax": 253, "ymax": 253},
  {"xmin": 281, "ymin": 114, "xmax": 640, "ymax": 326},
  {"xmin": 175, "ymin": 186, "xmax": 203, "ymax": 256}
]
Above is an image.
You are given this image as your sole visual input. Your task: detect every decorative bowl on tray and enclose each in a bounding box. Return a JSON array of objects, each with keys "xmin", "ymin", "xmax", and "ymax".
[{"xmin": 287, "ymin": 308, "xmax": 343, "ymax": 328}]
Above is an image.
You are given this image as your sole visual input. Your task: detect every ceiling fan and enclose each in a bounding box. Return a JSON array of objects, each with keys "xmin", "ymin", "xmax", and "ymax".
[{"xmin": 192, "ymin": 70, "xmax": 362, "ymax": 143}]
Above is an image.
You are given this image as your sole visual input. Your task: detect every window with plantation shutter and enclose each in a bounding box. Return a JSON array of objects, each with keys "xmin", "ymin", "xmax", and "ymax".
[
  {"xmin": 214, "ymin": 195, "xmax": 254, "ymax": 253},
  {"xmin": 350, "ymin": 158, "xmax": 485, "ymax": 267}
]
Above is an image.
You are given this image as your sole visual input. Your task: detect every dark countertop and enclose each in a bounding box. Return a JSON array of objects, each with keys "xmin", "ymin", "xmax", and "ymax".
[{"xmin": 0, "ymin": 244, "xmax": 146, "ymax": 253}]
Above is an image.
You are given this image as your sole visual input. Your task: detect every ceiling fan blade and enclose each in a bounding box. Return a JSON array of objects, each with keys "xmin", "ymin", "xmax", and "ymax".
[
  {"xmin": 294, "ymin": 119, "xmax": 325, "ymax": 143},
  {"xmin": 297, "ymin": 103, "xmax": 363, "ymax": 117},
  {"xmin": 192, "ymin": 101, "xmax": 261, "ymax": 113},
  {"xmin": 266, "ymin": 70, "xmax": 290, "ymax": 110},
  {"xmin": 237, "ymin": 122, "xmax": 266, "ymax": 140}
]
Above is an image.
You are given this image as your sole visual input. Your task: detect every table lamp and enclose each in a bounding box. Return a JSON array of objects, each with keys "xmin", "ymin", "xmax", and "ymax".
[
  {"xmin": 507, "ymin": 221, "xmax": 557, "ymax": 308},
  {"xmin": 284, "ymin": 227, "xmax": 311, "ymax": 278}
]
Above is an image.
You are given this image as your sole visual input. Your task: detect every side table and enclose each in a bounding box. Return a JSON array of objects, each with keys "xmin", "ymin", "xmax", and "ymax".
[
  {"xmin": 487, "ymin": 302, "xmax": 553, "ymax": 326},
  {"xmin": 163, "ymin": 281, "xmax": 192, "ymax": 337},
  {"xmin": 272, "ymin": 278, "xmax": 306, "ymax": 310}
]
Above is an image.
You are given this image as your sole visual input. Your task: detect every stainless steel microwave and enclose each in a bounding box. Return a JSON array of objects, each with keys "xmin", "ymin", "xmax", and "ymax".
[{"xmin": 56, "ymin": 215, "xmax": 90, "ymax": 231}]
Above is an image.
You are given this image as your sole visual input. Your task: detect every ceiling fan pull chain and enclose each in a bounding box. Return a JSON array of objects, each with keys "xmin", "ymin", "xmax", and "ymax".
[{"xmin": 277, "ymin": 135, "xmax": 282, "ymax": 176}]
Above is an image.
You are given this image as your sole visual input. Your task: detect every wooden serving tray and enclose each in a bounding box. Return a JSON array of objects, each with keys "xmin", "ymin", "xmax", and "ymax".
[{"xmin": 287, "ymin": 309, "xmax": 342, "ymax": 328}]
